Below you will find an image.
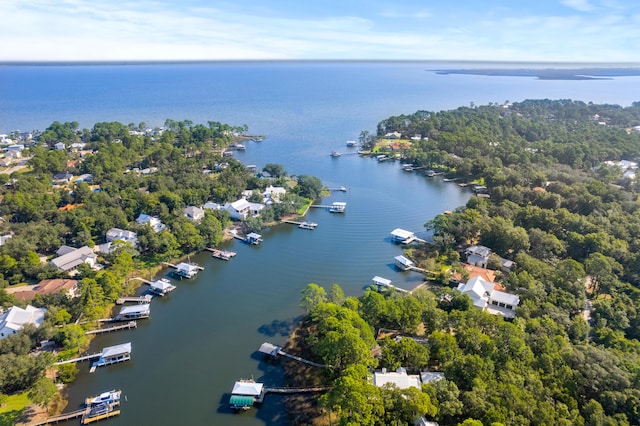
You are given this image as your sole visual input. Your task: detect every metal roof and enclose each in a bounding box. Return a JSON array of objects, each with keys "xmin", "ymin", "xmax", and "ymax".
[
  {"xmin": 229, "ymin": 395, "xmax": 254, "ymax": 407},
  {"xmin": 231, "ymin": 381, "xmax": 263, "ymax": 396},
  {"xmin": 390, "ymin": 228, "xmax": 414, "ymax": 239},
  {"xmin": 101, "ymin": 342, "xmax": 132, "ymax": 358},
  {"xmin": 119, "ymin": 304, "xmax": 150, "ymax": 315},
  {"xmin": 372, "ymin": 276, "xmax": 392, "ymax": 286}
]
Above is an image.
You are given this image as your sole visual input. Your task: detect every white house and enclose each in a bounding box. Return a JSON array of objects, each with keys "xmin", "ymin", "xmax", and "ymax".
[
  {"xmin": 50, "ymin": 245, "xmax": 98, "ymax": 272},
  {"xmin": 203, "ymin": 201, "xmax": 222, "ymax": 211},
  {"xmin": 184, "ymin": 206, "xmax": 205, "ymax": 222},
  {"xmin": 136, "ymin": 214, "xmax": 166, "ymax": 233},
  {"xmin": 225, "ymin": 199, "xmax": 251, "ymax": 220},
  {"xmin": 456, "ymin": 276, "xmax": 520, "ymax": 318},
  {"xmin": 373, "ymin": 367, "xmax": 421, "ymax": 390},
  {"xmin": 0, "ymin": 305, "xmax": 47, "ymax": 339},
  {"xmin": 262, "ymin": 185, "xmax": 286, "ymax": 204},
  {"xmin": 465, "ymin": 245, "xmax": 492, "ymax": 269},
  {"xmin": 106, "ymin": 228, "xmax": 138, "ymax": 246},
  {"xmin": 54, "ymin": 142, "xmax": 66, "ymax": 150}
]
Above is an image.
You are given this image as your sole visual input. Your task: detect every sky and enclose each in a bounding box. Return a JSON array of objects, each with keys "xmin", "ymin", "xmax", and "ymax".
[{"xmin": 1, "ymin": 0, "xmax": 639, "ymax": 62}]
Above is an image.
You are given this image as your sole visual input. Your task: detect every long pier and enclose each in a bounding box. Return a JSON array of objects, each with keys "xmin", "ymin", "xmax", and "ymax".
[
  {"xmin": 85, "ymin": 321, "xmax": 137, "ymax": 335},
  {"xmin": 30, "ymin": 409, "xmax": 86, "ymax": 425},
  {"xmin": 116, "ymin": 295, "xmax": 152, "ymax": 305},
  {"xmin": 54, "ymin": 352, "xmax": 101, "ymax": 365},
  {"xmin": 259, "ymin": 342, "xmax": 330, "ymax": 368},
  {"xmin": 255, "ymin": 386, "xmax": 330, "ymax": 403}
]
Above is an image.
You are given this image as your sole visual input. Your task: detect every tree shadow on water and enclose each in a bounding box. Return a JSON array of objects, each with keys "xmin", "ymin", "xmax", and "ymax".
[{"xmin": 257, "ymin": 315, "xmax": 304, "ymax": 338}]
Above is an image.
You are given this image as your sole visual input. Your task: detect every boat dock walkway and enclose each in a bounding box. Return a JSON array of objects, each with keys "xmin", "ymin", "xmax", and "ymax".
[
  {"xmin": 282, "ymin": 220, "xmax": 318, "ymax": 229},
  {"xmin": 30, "ymin": 409, "xmax": 86, "ymax": 425},
  {"xmin": 255, "ymin": 386, "xmax": 330, "ymax": 403},
  {"xmin": 85, "ymin": 321, "xmax": 137, "ymax": 335},
  {"xmin": 259, "ymin": 342, "xmax": 330, "ymax": 368},
  {"xmin": 54, "ymin": 352, "xmax": 101, "ymax": 365},
  {"xmin": 116, "ymin": 294, "xmax": 152, "ymax": 304},
  {"xmin": 206, "ymin": 247, "xmax": 237, "ymax": 260},
  {"xmin": 327, "ymin": 186, "xmax": 347, "ymax": 192}
]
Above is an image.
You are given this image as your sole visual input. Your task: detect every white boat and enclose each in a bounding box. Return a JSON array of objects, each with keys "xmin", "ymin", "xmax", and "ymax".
[
  {"xmin": 235, "ymin": 143, "xmax": 246, "ymax": 150},
  {"xmin": 85, "ymin": 389, "xmax": 122, "ymax": 406},
  {"xmin": 346, "ymin": 140, "xmax": 358, "ymax": 147},
  {"xmin": 330, "ymin": 150, "xmax": 341, "ymax": 157},
  {"xmin": 298, "ymin": 222, "xmax": 318, "ymax": 230}
]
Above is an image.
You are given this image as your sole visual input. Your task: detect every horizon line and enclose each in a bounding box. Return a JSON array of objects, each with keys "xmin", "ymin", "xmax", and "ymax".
[{"xmin": 2, "ymin": 59, "xmax": 640, "ymax": 67}]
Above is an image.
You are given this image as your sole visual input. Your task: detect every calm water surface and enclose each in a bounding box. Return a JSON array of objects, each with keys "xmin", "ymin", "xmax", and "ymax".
[{"xmin": 2, "ymin": 62, "xmax": 639, "ymax": 424}]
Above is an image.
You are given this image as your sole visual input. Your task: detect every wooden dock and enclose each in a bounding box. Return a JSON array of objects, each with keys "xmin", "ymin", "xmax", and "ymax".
[
  {"xmin": 162, "ymin": 262, "xmax": 204, "ymax": 271},
  {"xmin": 85, "ymin": 321, "xmax": 137, "ymax": 335},
  {"xmin": 206, "ymin": 247, "xmax": 237, "ymax": 260},
  {"xmin": 116, "ymin": 295, "xmax": 152, "ymax": 305},
  {"xmin": 282, "ymin": 220, "xmax": 318, "ymax": 229},
  {"xmin": 255, "ymin": 386, "xmax": 330, "ymax": 403},
  {"xmin": 54, "ymin": 352, "xmax": 102, "ymax": 365},
  {"xmin": 328, "ymin": 186, "xmax": 347, "ymax": 192},
  {"xmin": 259, "ymin": 342, "xmax": 329, "ymax": 368},
  {"xmin": 30, "ymin": 409, "xmax": 86, "ymax": 425}
]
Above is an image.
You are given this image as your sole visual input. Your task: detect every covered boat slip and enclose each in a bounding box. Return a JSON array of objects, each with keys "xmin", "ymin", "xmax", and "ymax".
[
  {"xmin": 91, "ymin": 342, "xmax": 132, "ymax": 372},
  {"xmin": 390, "ymin": 228, "xmax": 416, "ymax": 244},
  {"xmin": 230, "ymin": 380, "xmax": 264, "ymax": 410},
  {"xmin": 229, "ymin": 395, "xmax": 255, "ymax": 409},
  {"xmin": 115, "ymin": 303, "xmax": 150, "ymax": 320},
  {"xmin": 148, "ymin": 278, "xmax": 176, "ymax": 296}
]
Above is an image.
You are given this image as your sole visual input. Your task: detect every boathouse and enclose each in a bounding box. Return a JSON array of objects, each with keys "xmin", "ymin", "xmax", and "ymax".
[
  {"xmin": 390, "ymin": 228, "xmax": 415, "ymax": 244},
  {"xmin": 372, "ymin": 276, "xmax": 392, "ymax": 289},
  {"xmin": 394, "ymin": 255, "xmax": 415, "ymax": 271},
  {"xmin": 245, "ymin": 233, "xmax": 263, "ymax": 245},
  {"xmin": 93, "ymin": 342, "xmax": 132, "ymax": 368},
  {"xmin": 174, "ymin": 262, "xmax": 199, "ymax": 278},
  {"xmin": 259, "ymin": 342, "xmax": 282, "ymax": 357},
  {"xmin": 116, "ymin": 304, "xmax": 150, "ymax": 320},
  {"xmin": 330, "ymin": 202, "xmax": 346, "ymax": 213},
  {"xmin": 148, "ymin": 279, "xmax": 176, "ymax": 296},
  {"xmin": 230, "ymin": 381, "xmax": 264, "ymax": 410}
]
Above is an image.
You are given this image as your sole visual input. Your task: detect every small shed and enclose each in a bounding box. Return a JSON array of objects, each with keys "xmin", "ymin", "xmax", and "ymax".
[{"xmin": 394, "ymin": 255, "xmax": 415, "ymax": 271}]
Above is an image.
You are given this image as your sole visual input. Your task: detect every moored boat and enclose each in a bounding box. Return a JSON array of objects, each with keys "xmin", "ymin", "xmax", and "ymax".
[
  {"xmin": 330, "ymin": 150, "xmax": 341, "ymax": 157},
  {"xmin": 298, "ymin": 221, "xmax": 318, "ymax": 230},
  {"xmin": 85, "ymin": 389, "xmax": 122, "ymax": 406}
]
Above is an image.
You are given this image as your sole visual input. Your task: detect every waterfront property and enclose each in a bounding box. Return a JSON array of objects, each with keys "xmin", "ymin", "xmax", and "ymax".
[
  {"xmin": 85, "ymin": 389, "xmax": 122, "ymax": 406},
  {"xmin": 394, "ymin": 255, "xmax": 415, "ymax": 271},
  {"xmin": 148, "ymin": 278, "xmax": 177, "ymax": 296},
  {"xmin": 50, "ymin": 245, "xmax": 98, "ymax": 273},
  {"xmin": 456, "ymin": 276, "xmax": 520, "ymax": 318},
  {"xmin": 115, "ymin": 304, "xmax": 150, "ymax": 321},
  {"xmin": 0, "ymin": 304, "xmax": 47, "ymax": 339},
  {"xmin": 91, "ymin": 342, "xmax": 132, "ymax": 371},
  {"xmin": 136, "ymin": 214, "xmax": 166, "ymax": 233},
  {"xmin": 373, "ymin": 367, "xmax": 421, "ymax": 390}
]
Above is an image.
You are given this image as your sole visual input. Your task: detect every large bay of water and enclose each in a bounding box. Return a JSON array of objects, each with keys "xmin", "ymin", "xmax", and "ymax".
[{"xmin": 1, "ymin": 62, "xmax": 639, "ymax": 425}]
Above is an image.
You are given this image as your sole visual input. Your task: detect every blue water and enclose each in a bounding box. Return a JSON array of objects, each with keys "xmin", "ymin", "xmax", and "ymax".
[{"xmin": 2, "ymin": 62, "xmax": 639, "ymax": 425}]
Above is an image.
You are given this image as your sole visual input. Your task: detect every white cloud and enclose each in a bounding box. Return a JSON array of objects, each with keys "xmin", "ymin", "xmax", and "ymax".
[{"xmin": 0, "ymin": 0, "xmax": 638, "ymax": 62}]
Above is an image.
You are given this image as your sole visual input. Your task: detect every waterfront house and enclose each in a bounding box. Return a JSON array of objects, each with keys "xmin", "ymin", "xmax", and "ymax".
[
  {"xmin": 465, "ymin": 245, "xmax": 492, "ymax": 269},
  {"xmin": 136, "ymin": 214, "xmax": 166, "ymax": 233},
  {"xmin": 373, "ymin": 367, "xmax": 421, "ymax": 390},
  {"xmin": 450, "ymin": 264, "xmax": 497, "ymax": 284},
  {"xmin": 262, "ymin": 185, "xmax": 286, "ymax": 204},
  {"xmin": 225, "ymin": 199, "xmax": 251, "ymax": 220},
  {"xmin": 248, "ymin": 202, "xmax": 265, "ymax": 216},
  {"xmin": 456, "ymin": 276, "xmax": 520, "ymax": 318},
  {"xmin": 116, "ymin": 304, "xmax": 150, "ymax": 320},
  {"xmin": 184, "ymin": 206, "xmax": 205, "ymax": 222},
  {"xmin": 203, "ymin": 201, "xmax": 222, "ymax": 211},
  {"xmin": 106, "ymin": 228, "xmax": 138, "ymax": 246},
  {"xmin": 390, "ymin": 228, "xmax": 416, "ymax": 244},
  {"xmin": 394, "ymin": 255, "xmax": 415, "ymax": 271},
  {"xmin": 0, "ymin": 305, "xmax": 47, "ymax": 339},
  {"xmin": 50, "ymin": 245, "xmax": 98, "ymax": 273}
]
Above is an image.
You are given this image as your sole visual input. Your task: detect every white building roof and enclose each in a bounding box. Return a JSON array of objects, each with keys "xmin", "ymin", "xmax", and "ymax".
[
  {"xmin": 101, "ymin": 342, "xmax": 132, "ymax": 358},
  {"xmin": 374, "ymin": 369, "xmax": 421, "ymax": 390},
  {"xmin": 50, "ymin": 246, "xmax": 97, "ymax": 271},
  {"xmin": 394, "ymin": 255, "xmax": 415, "ymax": 267},
  {"xmin": 136, "ymin": 214, "xmax": 166, "ymax": 232},
  {"xmin": 420, "ymin": 371, "xmax": 446, "ymax": 384},
  {"xmin": 230, "ymin": 199, "xmax": 251, "ymax": 211},
  {"xmin": 391, "ymin": 228, "xmax": 414, "ymax": 240},
  {"xmin": 150, "ymin": 279, "xmax": 175, "ymax": 292},
  {"xmin": 232, "ymin": 381, "xmax": 264, "ymax": 396},
  {"xmin": 106, "ymin": 228, "xmax": 137, "ymax": 243},
  {"xmin": 372, "ymin": 276, "xmax": 392, "ymax": 286},
  {"xmin": 118, "ymin": 304, "xmax": 150, "ymax": 316},
  {"xmin": 0, "ymin": 305, "xmax": 47, "ymax": 337}
]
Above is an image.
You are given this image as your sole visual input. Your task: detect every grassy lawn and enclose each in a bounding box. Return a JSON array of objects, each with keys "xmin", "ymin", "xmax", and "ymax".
[{"xmin": 0, "ymin": 392, "xmax": 30, "ymax": 426}]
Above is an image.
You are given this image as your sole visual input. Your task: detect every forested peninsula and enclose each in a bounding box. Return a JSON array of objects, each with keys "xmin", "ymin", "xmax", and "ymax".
[
  {"xmin": 284, "ymin": 100, "xmax": 640, "ymax": 426},
  {"xmin": 0, "ymin": 120, "xmax": 322, "ymax": 424}
]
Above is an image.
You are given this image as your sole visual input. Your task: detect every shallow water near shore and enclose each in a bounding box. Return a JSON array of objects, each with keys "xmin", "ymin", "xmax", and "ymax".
[{"xmin": 4, "ymin": 62, "xmax": 639, "ymax": 424}]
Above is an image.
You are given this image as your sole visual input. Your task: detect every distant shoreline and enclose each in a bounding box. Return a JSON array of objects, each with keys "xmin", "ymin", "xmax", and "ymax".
[{"xmin": 432, "ymin": 67, "xmax": 640, "ymax": 80}]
